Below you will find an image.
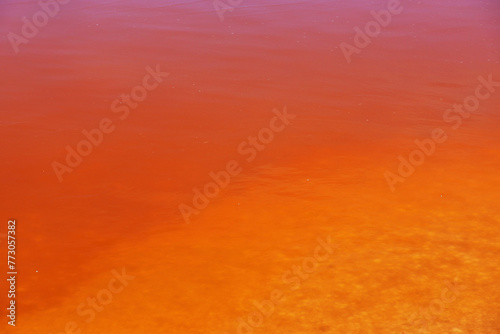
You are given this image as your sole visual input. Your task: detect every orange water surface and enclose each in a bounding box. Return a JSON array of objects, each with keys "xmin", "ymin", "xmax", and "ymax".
[{"xmin": 1, "ymin": 0, "xmax": 500, "ymax": 333}]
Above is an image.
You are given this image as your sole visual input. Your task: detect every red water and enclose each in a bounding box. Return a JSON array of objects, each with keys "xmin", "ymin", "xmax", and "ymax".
[{"xmin": 1, "ymin": 0, "xmax": 500, "ymax": 333}]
